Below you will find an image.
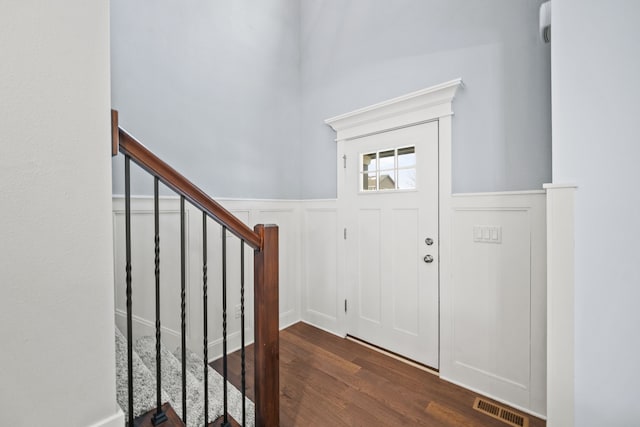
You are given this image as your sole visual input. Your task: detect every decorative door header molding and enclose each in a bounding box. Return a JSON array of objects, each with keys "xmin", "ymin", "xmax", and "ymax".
[{"xmin": 325, "ymin": 78, "xmax": 462, "ymax": 142}]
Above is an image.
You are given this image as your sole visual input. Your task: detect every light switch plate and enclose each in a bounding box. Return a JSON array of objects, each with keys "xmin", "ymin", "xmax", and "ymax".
[{"xmin": 474, "ymin": 225, "xmax": 502, "ymax": 244}]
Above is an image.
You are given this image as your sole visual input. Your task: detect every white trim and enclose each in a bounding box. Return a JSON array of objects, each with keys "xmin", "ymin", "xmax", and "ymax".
[
  {"xmin": 300, "ymin": 319, "xmax": 346, "ymax": 339},
  {"xmin": 87, "ymin": 409, "xmax": 125, "ymax": 427},
  {"xmin": 325, "ymin": 79, "xmax": 463, "ymax": 141},
  {"xmin": 453, "ymin": 189, "xmax": 547, "ymax": 198},
  {"xmin": 112, "ymin": 194, "xmax": 337, "ymax": 204},
  {"xmin": 542, "ymin": 183, "xmax": 577, "ymax": 190},
  {"xmin": 325, "ymin": 78, "xmax": 462, "ymax": 129},
  {"xmin": 327, "ymin": 79, "xmax": 462, "ymax": 370},
  {"xmin": 544, "ymin": 183, "xmax": 575, "ymax": 427}
]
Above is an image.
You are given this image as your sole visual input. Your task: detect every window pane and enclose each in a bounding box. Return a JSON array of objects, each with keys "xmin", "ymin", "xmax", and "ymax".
[
  {"xmin": 363, "ymin": 153, "xmax": 377, "ymax": 172},
  {"xmin": 362, "ymin": 172, "xmax": 377, "ymax": 191},
  {"xmin": 379, "ymin": 150, "xmax": 394, "ymax": 170},
  {"xmin": 398, "ymin": 146, "xmax": 415, "ymax": 168},
  {"xmin": 379, "ymin": 172, "xmax": 396, "ymax": 190},
  {"xmin": 397, "ymin": 168, "xmax": 416, "ymax": 189}
]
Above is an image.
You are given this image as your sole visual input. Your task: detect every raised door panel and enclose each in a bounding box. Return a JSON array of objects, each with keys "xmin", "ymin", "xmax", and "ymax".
[
  {"xmin": 391, "ymin": 208, "xmax": 420, "ymax": 336},
  {"xmin": 304, "ymin": 209, "xmax": 339, "ymax": 322},
  {"xmin": 357, "ymin": 209, "xmax": 383, "ymax": 325}
]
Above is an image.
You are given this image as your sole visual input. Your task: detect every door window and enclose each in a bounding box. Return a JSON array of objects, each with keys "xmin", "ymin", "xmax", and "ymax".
[{"xmin": 360, "ymin": 146, "xmax": 416, "ymax": 192}]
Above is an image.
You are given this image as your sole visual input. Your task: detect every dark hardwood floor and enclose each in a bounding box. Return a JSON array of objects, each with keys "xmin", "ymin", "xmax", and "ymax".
[{"xmin": 212, "ymin": 322, "xmax": 546, "ymax": 427}]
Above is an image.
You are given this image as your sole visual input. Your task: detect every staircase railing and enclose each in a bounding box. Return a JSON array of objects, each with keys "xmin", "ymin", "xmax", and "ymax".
[{"xmin": 111, "ymin": 110, "xmax": 279, "ymax": 427}]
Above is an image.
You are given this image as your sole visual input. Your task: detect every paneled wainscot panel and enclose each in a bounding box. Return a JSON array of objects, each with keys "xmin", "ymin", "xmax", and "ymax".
[
  {"xmin": 304, "ymin": 209, "xmax": 338, "ymax": 321},
  {"xmin": 112, "ymin": 196, "xmax": 301, "ymax": 361},
  {"xmin": 300, "ymin": 200, "xmax": 341, "ymax": 335},
  {"xmin": 440, "ymin": 191, "xmax": 546, "ymax": 418}
]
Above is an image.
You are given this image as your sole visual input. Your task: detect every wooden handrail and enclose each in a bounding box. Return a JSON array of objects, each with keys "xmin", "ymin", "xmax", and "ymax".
[{"xmin": 111, "ymin": 112, "xmax": 262, "ymax": 250}]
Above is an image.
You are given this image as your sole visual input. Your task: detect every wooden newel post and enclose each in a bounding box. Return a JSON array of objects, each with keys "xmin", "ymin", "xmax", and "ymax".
[
  {"xmin": 253, "ymin": 224, "xmax": 279, "ymax": 427},
  {"xmin": 111, "ymin": 109, "xmax": 119, "ymax": 156}
]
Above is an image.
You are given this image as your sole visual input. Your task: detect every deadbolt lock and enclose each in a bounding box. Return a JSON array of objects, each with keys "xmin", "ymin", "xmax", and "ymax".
[{"xmin": 425, "ymin": 237, "xmax": 434, "ymax": 246}]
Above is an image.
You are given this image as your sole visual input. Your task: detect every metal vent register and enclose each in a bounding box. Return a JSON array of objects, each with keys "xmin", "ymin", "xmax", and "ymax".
[{"xmin": 472, "ymin": 397, "xmax": 529, "ymax": 427}]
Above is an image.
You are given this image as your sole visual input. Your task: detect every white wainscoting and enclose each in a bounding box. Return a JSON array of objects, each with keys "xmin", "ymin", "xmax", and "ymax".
[
  {"xmin": 113, "ymin": 193, "xmax": 547, "ymax": 416},
  {"xmin": 299, "ymin": 200, "xmax": 342, "ymax": 335},
  {"xmin": 112, "ymin": 196, "xmax": 301, "ymax": 362},
  {"xmin": 440, "ymin": 191, "xmax": 547, "ymax": 417}
]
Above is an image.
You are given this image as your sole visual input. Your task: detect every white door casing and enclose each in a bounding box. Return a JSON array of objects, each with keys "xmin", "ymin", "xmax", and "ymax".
[
  {"xmin": 326, "ymin": 78, "xmax": 462, "ymax": 365},
  {"xmin": 343, "ymin": 122, "xmax": 439, "ymax": 367}
]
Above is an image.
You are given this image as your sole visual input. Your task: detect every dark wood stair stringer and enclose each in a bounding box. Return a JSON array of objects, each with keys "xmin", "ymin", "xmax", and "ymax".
[
  {"xmin": 133, "ymin": 403, "xmax": 184, "ymax": 427},
  {"xmin": 134, "ymin": 402, "xmax": 243, "ymax": 427}
]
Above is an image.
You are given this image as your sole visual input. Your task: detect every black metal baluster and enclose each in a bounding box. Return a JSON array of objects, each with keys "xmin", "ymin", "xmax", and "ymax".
[
  {"xmin": 222, "ymin": 226, "xmax": 230, "ymax": 427},
  {"xmin": 180, "ymin": 196, "xmax": 187, "ymax": 424},
  {"xmin": 240, "ymin": 241, "xmax": 246, "ymax": 426},
  {"xmin": 202, "ymin": 212, "xmax": 209, "ymax": 426},
  {"xmin": 125, "ymin": 156, "xmax": 134, "ymax": 427},
  {"xmin": 152, "ymin": 178, "xmax": 167, "ymax": 425}
]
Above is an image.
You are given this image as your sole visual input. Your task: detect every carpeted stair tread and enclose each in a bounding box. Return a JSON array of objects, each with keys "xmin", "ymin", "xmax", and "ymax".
[
  {"xmin": 135, "ymin": 336, "xmax": 205, "ymax": 427},
  {"xmin": 115, "ymin": 327, "xmax": 172, "ymax": 420},
  {"xmin": 116, "ymin": 329, "xmax": 255, "ymax": 427},
  {"xmin": 175, "ymin": 348, "xmax": 255, "ymax": 427}
]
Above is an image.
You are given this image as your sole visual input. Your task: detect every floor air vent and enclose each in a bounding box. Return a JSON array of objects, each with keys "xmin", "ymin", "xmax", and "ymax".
[{"xmin": 472, "ymin": 397, "xmax": 529, "ymax": 427}]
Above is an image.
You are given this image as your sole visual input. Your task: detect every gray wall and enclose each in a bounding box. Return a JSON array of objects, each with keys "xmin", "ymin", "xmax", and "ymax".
[
  {"xmin": 111, "ymin": 0, "xmax": 301, "ymax": 198},
  {"xmin": 552, "ymin": 1, "xmax": 640, "ymax": 425},
  {"xmin": 112, "ymin": 0, "xmax": 550, "ymax": 199},
  {"xmin": 302, "ymin": 0, "xmax": 551, "ymax": 197}
]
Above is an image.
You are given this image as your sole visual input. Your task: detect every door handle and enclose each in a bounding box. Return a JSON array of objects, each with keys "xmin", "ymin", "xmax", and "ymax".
[{"xmin": 423, "ymin": 254, "xmax": 434, "ymax": 263}]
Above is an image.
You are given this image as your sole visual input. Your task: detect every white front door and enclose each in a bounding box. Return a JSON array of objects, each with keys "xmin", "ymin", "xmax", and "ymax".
[{"xmin": 343, "ymin": 121, "xmax": 439, "ymax": 368}]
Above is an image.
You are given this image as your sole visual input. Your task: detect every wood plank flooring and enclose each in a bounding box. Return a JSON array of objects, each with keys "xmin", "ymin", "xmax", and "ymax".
[{"xmin": 212, "ymin": 322, "xmax": 546, "ymax": 427}]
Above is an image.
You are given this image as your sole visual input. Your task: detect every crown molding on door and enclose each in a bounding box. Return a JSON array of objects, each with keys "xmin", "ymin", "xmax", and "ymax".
[{"xmin": 325, "ymin": 78, "xmax": 463, "ymax": 141}]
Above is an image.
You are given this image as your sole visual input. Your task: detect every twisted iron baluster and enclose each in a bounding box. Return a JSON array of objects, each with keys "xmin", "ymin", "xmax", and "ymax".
[
  {"xmin": 241, "ymin": 241, "xmax": 246, "ymax": 426},
  {"xmin": 125, "ymin": 156, "xmax": 134, "ymax": 427},
  {"xmin": 152, "ymin": 177, "xmax": 167, "ymax": 425},
  {"xmin": 222, "ymin": 226, "xmax": 230, "ymax": 426},
  {"xmin": 180, "ymin": 196, "xmax": 187, "ymax": 424},
  {"xmin": 203, "ymin": 212, "xmax": 209, "ymax": 426}
]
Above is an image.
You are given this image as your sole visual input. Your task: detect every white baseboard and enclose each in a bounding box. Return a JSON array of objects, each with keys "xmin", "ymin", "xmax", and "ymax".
[
  {"xmin": 280, "ymin": 317, "xmax": 301, "ymax": 332},
  {"xmin": 300, "ymin": 319, "xmax": 346, "ymax": 339},
  {"xmin": 88, "ymin": 408, "xmax": 125, "ymax": 427}
]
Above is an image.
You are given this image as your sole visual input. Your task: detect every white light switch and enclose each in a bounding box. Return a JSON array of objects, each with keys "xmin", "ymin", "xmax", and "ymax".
[
  {"xmin": 473, "ymin": 225, "xmax": 502, "ymax": 244},
  {"xmin": 474, "ymin": 226, "xmax": 483, "ymax": 241},
  {"xmin": 482, "ymin": 227, "xmax": 490, "ymax": 240}
]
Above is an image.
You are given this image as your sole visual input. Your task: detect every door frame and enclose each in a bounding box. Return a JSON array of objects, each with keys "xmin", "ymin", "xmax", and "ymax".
[{"xmin": 325, "ymin": 78, "xmax": 463, "ymax": 358}]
